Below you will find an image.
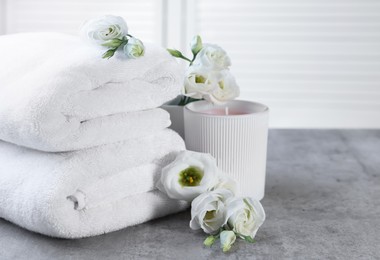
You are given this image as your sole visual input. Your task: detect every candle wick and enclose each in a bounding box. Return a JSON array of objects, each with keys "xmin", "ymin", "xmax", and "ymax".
[{"xmin": 225, "ymin": 107, "xmax": 229, "ymax": 115}]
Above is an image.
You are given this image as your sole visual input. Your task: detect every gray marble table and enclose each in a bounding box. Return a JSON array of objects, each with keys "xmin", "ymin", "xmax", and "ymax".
[{"xmin": 1, "ymin": 130, "xmax": 379, "ymax": 260}]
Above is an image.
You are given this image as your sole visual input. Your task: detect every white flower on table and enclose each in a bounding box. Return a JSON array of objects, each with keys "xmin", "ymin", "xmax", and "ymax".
[
  {"xmin": 192, "ymin": 44, "xmax": 231, "ymax": 71},
  {"xmin": 124, "ymin": 37, "xmax": 145, "ymax": 59},
  {"xmin": 154, "ymin": 148, "xmax": 266, "ymax": 253},
  {"xmin": 190, "ymin": 188, "xmax": 234, "ymax": 234},
  {"xmin": 80, "ymin": 15, "xmax": 128, "ymax": 44},
  {"xmin": 156, "ymin": 151, "xmax": 220, "ymax": 201},
  {"xmin": 225, "ymin": 197, "xmax": 266, "ymax": 240}
]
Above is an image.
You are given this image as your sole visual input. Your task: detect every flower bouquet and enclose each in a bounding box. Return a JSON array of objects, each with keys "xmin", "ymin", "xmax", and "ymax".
[
  {"xmin": 80, "ymin": 15, "xmax": 145, "ymax": 59},
  {"xmin": 156, "ymin": 150, "xmax": 265, "ymax": 253},
  {"xmin": 167, "ymin": 35, "xmax": 240, "ymax": 106},
  {"xmin": 80, "ymin": 15, "xmax": 267, "ymax": 253}
]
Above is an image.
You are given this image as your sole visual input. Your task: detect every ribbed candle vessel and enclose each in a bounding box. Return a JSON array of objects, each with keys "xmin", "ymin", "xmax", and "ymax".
[{"xmin": 184, "ymin": 100, "xmax": 269, "ymax": 200}]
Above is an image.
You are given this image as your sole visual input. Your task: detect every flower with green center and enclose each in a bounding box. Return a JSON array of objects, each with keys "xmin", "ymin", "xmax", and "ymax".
[
  {"xmin": 203, "ymin": 69, "xmax": 240, "ymax": 105},
  {"xmin": 195, "ymin": 75, "xmax": 206, "ymax": 84},
  {"xmin": 183, "ymin": 68, "xmax": 220, "ymax": 99},
  {"xmin": 179, "ymin": 166, "xmax": 203, "ymax": 187},
  {"xmin": 190, "ymin": 188, "xmax": 234, "ymax": 234},
  {"xmin": 183, "ymin": 68, "xmax": 239, "ymax": 105},
  {"xmin": 156, "ymin": 151, "xmax": 220, "ymax": 201},
  {"xmin": 218, "ymin": 81, "xmax": 225, "ymax": 90}
]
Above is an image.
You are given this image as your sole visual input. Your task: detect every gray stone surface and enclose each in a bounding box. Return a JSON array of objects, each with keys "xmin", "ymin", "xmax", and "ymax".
[{"xmin": 0, "ymin": 130, "xmax": 379, "ymax": 260}]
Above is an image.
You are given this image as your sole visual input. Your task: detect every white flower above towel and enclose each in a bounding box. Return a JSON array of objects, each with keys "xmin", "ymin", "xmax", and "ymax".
[
  {"xmin": 80, "ymin": 15, "xmax": 128, "ymax": 44},
  {"xmin": 80, "ymin": 15, "xmax": 145, "ymax": 59}
]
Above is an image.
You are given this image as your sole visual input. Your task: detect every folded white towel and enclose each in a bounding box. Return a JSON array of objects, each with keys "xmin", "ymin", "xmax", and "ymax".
[
  {"xmin": 67, "ymin": 163, "xmax": 162, "ymax": 211},
  {"xmin": 0, "ymin": 129, "xmax": 188, "ymax": 238},
  {"xmin": 0, "ymin": 32, "xmax": 182, "ymax": 151},
  {"xmin": 7, "ymin": 108, "xmax": 171, "ymax": 152}
]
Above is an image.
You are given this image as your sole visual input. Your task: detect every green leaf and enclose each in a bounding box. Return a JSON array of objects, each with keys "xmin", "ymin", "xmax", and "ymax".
[
  {"xmin": 241, "ymin": 235, "xmax": 256, "ymax": 243},
  {"xmin": 203, "ymin": 235, "xmax": 216, "ymax": 247},
  {"xmin": 101, "ymin": 38, "xmax": 123, "ymax": 48},
  {"xmin": 102, "ymin": 49, "xmax": 116, "ymax": 59},
  {"xmin": 167, "ymin": 49, "xmax": 183, "ymax": 58}
]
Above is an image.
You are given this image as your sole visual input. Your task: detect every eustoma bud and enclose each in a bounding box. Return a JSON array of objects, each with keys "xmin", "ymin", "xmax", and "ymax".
[
  {"xmin": 124, "ymin": 37, "xmax": 145, "ymax": 59},
  {"xmin": 191, "ymin": 35, "xmax": 203, "ymax": 55},
  {"xmin": 220, "ymin": 230, "xmax": 236, "ymax": 253}
]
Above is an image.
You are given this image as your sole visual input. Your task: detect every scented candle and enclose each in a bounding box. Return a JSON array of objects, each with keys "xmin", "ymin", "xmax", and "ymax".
[{"xmin": 184, "ymin": 100, "xmax": 269, "ymax": 200}]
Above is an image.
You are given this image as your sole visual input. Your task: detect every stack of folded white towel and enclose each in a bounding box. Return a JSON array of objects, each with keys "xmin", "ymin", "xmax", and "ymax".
[{"xmin": 0, "ymin": 33, "xmax": 188, "ymax": 238}]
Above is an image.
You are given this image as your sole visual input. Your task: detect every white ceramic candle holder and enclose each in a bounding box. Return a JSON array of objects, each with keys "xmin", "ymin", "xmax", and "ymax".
[{"xmin": 184, "ymin": 100, "xmax": 269, "ymax": 200}]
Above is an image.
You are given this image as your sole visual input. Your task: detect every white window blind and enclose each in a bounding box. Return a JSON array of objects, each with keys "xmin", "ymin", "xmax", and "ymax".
[
  {"xmin": 188, "ymin": 0, "xmax": 380, "ymax": 128},
  {"xmin": 2, "ymin": 0, "xmax": 162, "ymax": 43},
  {"xmin": 0, "ymin": 0, "xmax": 379, "ymax": 128}
]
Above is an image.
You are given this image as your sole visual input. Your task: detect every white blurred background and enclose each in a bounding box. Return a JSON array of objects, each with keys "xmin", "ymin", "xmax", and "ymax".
[{"xmin": 0, "ymin": 0, "xmax": 379, "ymax": 128}]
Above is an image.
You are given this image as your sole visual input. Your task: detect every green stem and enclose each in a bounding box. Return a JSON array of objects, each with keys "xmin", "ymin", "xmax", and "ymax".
[
  {"xmin": 190, "ymin": 52, "xmax": 197, "ymax": 66},
  {"xmin": 179, "ymin": 55, "xmax": 192, "ymax": 63},
  {"xmin": 178, "ymin": 95, "xmax": 187, "ymax": 106}
]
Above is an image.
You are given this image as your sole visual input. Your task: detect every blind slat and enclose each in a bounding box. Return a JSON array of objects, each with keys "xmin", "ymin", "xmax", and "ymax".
[{"xmin": 195, "ymin": 0, "xmax": 380, "ymax": 128}]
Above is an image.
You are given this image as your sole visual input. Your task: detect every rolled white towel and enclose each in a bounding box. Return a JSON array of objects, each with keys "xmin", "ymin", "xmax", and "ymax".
[
  {"xmin": 0, "ymin": 32, "xmax": 183, "ymax": 151},
  {"xmin": 0, "ymin": 129, "xmax": 188, "ymax": 238}
]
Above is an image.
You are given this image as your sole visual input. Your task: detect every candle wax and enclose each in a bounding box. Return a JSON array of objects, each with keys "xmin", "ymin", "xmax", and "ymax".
[{"xmin": 201, "ymin": 108, "xmax": 248, "ymax": 115}]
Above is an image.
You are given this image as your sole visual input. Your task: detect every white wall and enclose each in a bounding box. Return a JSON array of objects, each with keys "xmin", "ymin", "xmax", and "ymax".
[{"xmin": 0, "ymin": 0, "xmax": 379, "ymax": 128}]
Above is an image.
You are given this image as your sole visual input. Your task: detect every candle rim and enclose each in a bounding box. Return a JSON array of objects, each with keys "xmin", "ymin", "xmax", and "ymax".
[{"xmin": 185, "ymin": 100, "xmax": 269, "ymax": 118}]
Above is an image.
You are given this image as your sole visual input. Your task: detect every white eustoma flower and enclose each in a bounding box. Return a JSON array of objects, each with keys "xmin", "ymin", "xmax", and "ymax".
[
  {"xmin": 225, "ymin": 197, "xmax": 265, "ymax": 239},
  {"xmin": 213, "ymin": 174, "xmax": 239, "ymax": 196},
  {"xmin": 190, "ymin": 188, "xmax": 234, "ymax": 234},
  {"xmin": 220, "ymin": 230, "xmax": 236, "ymax": 253},
  {"xmin": 192, "ymin": 44, "xmax": 231, "ymax": 70},
  {"xmin": 80, "ymin": 15, "xmax": 128, "ymax": 44},
  {"xmin": 184, "ymin": 68, "xmax": 239, "ymax": 104},
  {"xmin": 156, "ymin": 151, "xmax": 220, "ymax": 201},
  {"xmin": 203, "ymin": 70, "xmax": 240, "ymax": 105},
  {"xmin": 124, "ymin": 37, "xmax": 145, "ymax": 58},
  {"xmin": 183, "ymin": 68, "xmax": 220, "ymax": 99}
]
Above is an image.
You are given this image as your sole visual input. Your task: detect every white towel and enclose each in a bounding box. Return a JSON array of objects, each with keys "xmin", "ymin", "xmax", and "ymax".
[
  {"xmin": 67, "ymin": 163, "xmax": 162, "ymax": 211},
  {"xmin": 2, "ymin": 108, "xmax": 171, "ymax": 152},
  {"xmin": 0, "ymin": 32, "xmax": 182, "ymax": 151},
  {"xmin": 0, "ymin": 129, "xmax": 188, "ymax": 238}
]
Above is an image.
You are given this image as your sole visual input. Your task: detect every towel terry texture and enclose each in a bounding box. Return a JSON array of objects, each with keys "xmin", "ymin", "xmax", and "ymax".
[
  {"xmin": 0, "ymin": 32, "xmax": 182, "ymax": 152},
  {"xmin": 0, "ymin": 129, "xmax": 188, "ymax": 238},
  {"xmin": 0, "ymin": 32, "xmax": 187, "ymax": 238}
]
